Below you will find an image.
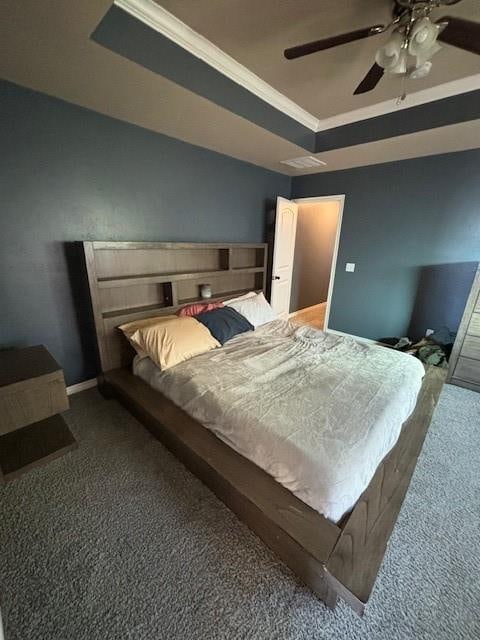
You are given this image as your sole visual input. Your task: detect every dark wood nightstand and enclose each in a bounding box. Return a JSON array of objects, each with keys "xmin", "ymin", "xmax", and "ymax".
[{"xmin": 0, "ymin": 345, "xmax": 77, "ymax": 481}]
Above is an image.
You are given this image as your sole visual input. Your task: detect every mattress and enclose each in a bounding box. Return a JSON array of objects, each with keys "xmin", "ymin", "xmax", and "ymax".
[{"xmin": 133, "ymin": 320, "xmax": 425, "ymax": 522}]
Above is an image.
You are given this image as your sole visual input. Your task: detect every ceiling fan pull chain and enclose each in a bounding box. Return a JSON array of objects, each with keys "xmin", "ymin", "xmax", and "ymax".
[{"xmin": 396, "ymin": 74, "xmax": 408, "ymax": 105}]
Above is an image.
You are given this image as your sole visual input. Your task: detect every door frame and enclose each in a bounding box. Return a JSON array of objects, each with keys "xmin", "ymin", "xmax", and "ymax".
[{"xmin": 292, "ymin": 194, "xmax": 345, "ymax": 331}]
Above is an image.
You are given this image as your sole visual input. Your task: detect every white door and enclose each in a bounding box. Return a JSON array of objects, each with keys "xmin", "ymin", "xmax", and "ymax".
[{"xmin": 271, "ymin": 197, "xmax": 298, "ymax": 319}]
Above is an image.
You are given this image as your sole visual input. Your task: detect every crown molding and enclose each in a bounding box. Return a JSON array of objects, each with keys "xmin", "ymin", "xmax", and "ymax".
[
  {"xmin": 316, "ymin": 74, "xmax": 480, "ymax": 131},
  {"xmin": 114, "ymin": 0, "xmax": 320, "ymax": 132}
]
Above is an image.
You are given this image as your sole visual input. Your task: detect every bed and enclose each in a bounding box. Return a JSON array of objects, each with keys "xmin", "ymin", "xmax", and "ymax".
[{"xmin": 83, "ymin": 240, "xmax": 444, "ymax": 615}]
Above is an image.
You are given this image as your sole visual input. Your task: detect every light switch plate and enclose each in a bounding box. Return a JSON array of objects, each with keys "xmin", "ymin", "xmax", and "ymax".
[{"xmin": 345, "ymin": 263, "xmax": 355, "ymax": 272}]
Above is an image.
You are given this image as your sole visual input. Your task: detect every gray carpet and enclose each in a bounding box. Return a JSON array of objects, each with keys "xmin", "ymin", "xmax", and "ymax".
[{"xmin": 0, "ymin": 384, "xmax": 479, "ymax": 640}]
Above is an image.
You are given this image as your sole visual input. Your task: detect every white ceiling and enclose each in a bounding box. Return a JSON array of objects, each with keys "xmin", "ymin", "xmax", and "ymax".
[{"xmin": 0, "ymin": 0, "xmax": 479, "ymax": 176}]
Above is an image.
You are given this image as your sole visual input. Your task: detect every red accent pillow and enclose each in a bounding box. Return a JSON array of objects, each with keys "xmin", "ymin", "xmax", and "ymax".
[{"xmin": 177, "ymin": 301, "xmax": 224, "ymax": 317}]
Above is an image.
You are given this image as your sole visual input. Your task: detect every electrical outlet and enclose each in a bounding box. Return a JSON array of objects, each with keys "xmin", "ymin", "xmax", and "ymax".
[{"xmin": 345, "ymin": 263, "xmax": 355, "ymax": 273}]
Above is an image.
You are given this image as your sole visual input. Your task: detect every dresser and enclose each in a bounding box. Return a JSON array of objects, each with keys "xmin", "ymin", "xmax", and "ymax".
[{"xmin": 447, "ymin": 265, "xmax": 480, "ymax": 392}]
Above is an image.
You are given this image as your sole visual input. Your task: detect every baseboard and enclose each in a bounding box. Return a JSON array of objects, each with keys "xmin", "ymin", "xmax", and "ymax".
[
  {"xmin": 326, "ymin": 329, "xmax": 378, "ymax": 345},
  {"xmin": 66, "ymin": 378, "xmax": 98, "ymax": 396},
  {"xmin": 289, "ymin": 301, "xmax": 327, "ymax": 318}
]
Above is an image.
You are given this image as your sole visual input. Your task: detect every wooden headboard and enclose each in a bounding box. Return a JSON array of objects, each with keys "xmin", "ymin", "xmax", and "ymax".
[{"xmin": 84, "ymin": 241, "xmax": 268, "ymax": 372}]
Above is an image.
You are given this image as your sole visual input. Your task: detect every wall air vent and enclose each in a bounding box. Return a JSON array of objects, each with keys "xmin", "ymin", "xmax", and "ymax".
[{"xmin": 280, "ymin": 156, "xmax": 327, "ymax": 169}]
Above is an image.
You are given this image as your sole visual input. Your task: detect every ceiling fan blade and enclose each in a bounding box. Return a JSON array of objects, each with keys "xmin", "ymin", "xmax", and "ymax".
[
  {"xmin": 284, "ymin": 25, "xmax": 385, "ymax": 60},
  {"xmin": 437, "ymin": 16, "xmax": 480, "ymax": 55},
  {"xmin": 353, "ymin": 63, "xmax": 384, "ymax": 95}
]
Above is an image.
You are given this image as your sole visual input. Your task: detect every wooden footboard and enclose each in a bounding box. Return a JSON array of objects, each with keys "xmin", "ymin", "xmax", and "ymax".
[
  {"xmin": 100, "ymin": 365, "xmax": 444, "ymax": 615},
  {"xmin": 325, "ymin": 366, "xmax": 445, "ymax": 613}
]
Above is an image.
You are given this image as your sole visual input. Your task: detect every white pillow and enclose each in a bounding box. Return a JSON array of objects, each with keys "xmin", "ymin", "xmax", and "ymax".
[
  {"xmin": 224, "ymin": 291, "xmax": 256, "ymax": 305},
  {"xmin": 226, "ymin": 292, "xmax": 277, "ymax": 328}
]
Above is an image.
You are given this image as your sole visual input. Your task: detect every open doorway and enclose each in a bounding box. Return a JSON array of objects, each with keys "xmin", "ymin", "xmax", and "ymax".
[{"xmin": 289, "ymin": 195, "xmax": 344, "ymax": 331}]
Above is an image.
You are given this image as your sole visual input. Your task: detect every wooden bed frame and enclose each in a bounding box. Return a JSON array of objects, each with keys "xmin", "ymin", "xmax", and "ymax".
[{"xmin": 84, "ymin": 241, "xmax": 444, "ymax": 615}]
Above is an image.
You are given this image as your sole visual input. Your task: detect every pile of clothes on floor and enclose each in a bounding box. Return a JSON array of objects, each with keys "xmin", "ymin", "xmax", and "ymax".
[{"xmin": 379, "ymin": 327, "xmax": 455, "ymax": 367}]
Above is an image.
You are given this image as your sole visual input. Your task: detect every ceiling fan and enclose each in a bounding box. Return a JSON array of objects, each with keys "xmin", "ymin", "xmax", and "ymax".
[{"xmin": 284, "ymin": 0, "xmax": 480, "ymax": 95}]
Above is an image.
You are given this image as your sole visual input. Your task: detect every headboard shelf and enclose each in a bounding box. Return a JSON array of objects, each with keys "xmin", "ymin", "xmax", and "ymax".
[
  {"xmin": 90, "ymin": 241, "xmax": 264, "ymax": 250},
  {"xmin": 102, "ymin": 302, "xmax": 170, "ymax": 320},
  {"xmin": 230, "ymin": 266, "xmax": 264, "ymax": 274},
  {"xmin": 96, "ymin": 265, "xmax": 264, "ymax": 289},
  {"xmin": 178, "ymin": 288, "xmax": 263, "ymax": 307},
  {"xmin": 84, "ymin": 241, "xmax": 268, "ymax": 371},
  {"xmin": 100, "ymin": 288, "xmax": 264, "ymax": 322}
]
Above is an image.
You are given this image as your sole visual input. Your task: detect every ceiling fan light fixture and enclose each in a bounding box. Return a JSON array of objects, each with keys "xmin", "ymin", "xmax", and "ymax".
[
  {"xmin": 415, "ymin": 40, "xmax": 442, "ymax": 66},
  {"xmin": 390, "ymin": 48, "xmax": 409, "ymax": 74},
  {"xmin": 375, "ymin": 31, "xmax": 407, "ymax": 72},
  {"xmin": 375, "ymin": 31, "xmax": 408, "ymax": 74},
  {"xmin": 409, "ymin": 60, "xmax": 433, "ymax": 79},
  {"xmin": 408, "ymin": 17, "xmax": 442, "ymax": 64}
]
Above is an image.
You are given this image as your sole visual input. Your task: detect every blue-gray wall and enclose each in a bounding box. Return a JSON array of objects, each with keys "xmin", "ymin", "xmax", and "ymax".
[
  {"xmin": 0, "ymin": 80, "xmax": 290, "ymax": 384},
  {"xmin": 2, "ymin": 78, "xmax": 479, "ymax": 385},
  {"xmin": 292, "ymin": 150, "xmax": 480, "ymax": 341}
]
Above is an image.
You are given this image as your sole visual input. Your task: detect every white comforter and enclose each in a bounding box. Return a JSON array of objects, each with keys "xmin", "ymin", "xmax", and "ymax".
[{"xmin": 134, "ymin": 320, "xmax": 425, "ymax": 522}]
